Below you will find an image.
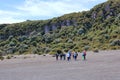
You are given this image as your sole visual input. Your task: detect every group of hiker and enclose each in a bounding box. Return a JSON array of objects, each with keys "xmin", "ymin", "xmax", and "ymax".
[{"xmin": 55, "ymin": 50, "xmax": 86, "ymax": 61}]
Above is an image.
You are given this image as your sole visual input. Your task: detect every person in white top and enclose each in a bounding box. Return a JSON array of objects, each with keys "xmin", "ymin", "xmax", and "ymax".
[{"xmin": 66, "ymin": 50, "xmax": 71, "ymax": 61}]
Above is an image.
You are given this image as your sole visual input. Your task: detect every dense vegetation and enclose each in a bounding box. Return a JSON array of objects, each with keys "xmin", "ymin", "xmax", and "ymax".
[{"xmin": 0, "ymin": 0, "xmax": 120, "ymax": 58}]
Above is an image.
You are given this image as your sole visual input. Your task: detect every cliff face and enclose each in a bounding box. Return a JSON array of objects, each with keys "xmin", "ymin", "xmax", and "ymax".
[
  {"xmin": 43, "ymin": 0, "xmax": 120, "ymax": 33},
  {"xmin": 0, "ymin": 0, "xmax": 119, "ymax": 39},
  {"xmin": 0, "ymin": 0, "xmax": 120, "ymax": 55}
]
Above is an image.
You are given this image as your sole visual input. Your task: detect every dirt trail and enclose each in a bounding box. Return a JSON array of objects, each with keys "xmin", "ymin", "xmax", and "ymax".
[{"xmin": 0, "ymin": 50, "xmax": 120, "ymax": 80}]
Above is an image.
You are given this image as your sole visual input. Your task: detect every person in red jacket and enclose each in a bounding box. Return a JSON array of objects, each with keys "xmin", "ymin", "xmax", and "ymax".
[{"xmin": 82, "ymin": 50, "xmax": 86, "ymax": 60}]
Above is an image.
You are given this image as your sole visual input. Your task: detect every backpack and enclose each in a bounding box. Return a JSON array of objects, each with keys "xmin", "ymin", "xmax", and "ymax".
[
  {"xmin": 82, "ymin": 52, "xmax": 86, "ymax": 56},
  {"xmin": 74, "ymin": 52, "xmax": 78, "ymax": 56}
]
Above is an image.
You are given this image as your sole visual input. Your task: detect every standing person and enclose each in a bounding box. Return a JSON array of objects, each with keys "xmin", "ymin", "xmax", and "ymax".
[
  {"xmin": 66, "ymin": 51, "xmax": 70, "ymax": 61},
  {"xmin": 72, "ymin": 51, "xmax": 75, "ymax": 59},
  {"xmin": 68, "ymin": 50, "xmax": 71, "ymax": 60},
  {"xmin": 60, "ymin": 53, "xmax": 63, "ymax": 60},
  {"xmin": 82, "ymin": 50, "xmax": 86, "ymax": 60},
  {"xmin": 63, "ymin": 53, "xmax": 66, "ymax": 60},
  {"xmin": 55, "ymin": 53, "xmax": 59, "ymax": 60},
  {"xmin": 73, "ymin": 52, "xmax": 78, "ymax": 61}
]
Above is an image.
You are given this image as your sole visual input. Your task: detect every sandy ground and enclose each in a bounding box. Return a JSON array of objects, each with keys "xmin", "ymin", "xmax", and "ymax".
[{"xmin": 0, "ymin": 50, "xmax": 120, "ymax": 80}]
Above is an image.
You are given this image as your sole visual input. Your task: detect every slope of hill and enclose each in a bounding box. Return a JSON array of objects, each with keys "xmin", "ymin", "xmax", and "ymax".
[{"xmin": 0, "ymin": 0, "xmax": 120, "ymax": 57}]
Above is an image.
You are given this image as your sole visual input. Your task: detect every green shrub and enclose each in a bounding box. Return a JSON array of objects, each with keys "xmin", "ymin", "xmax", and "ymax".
[
  {"xmin": 93, "ymin": 48, "xmax": 99, "ymax": 53},
  {"xmin": 110, "ymin": 46, "xmax": 118, "ymax": 50},
  {"xmin": 31, "ymin": 41, "xmax": 37, "ymax": 46},
  {"xmin": 110, "ymin": 39, "xmax": 120, "ymax": 46},
  {"xmin": 0, "ymin": 56, "xmax": 4, "ymax": 60},
  {"xmin": 44, "ymin": 47, "xmax": 51, "ymax": 54},
  {"xmin": 78, "ymin": 28, "xmax": 85, "ymax": 35},
  {"xmin": 110, "ymin": 41, "xmax": 115, "ymax": 46},
  {"xmin": 9, "ymin": 41, "xmax": 16, "ymax": 46},
  {"xmin": 104, "ymin": 34, "xmax": 110, "ymax": 39},
  {"xmin": 84, "ymin": 46, "xmax": 90, "ymax": 50},
  {"xmin": 82, "ymin": 36, "xmax": 88, "ymax": 40},
  {"xmin": 53, "ymin": 38, "xmax": 61, "ymax": 43},
  {"xmin": 32, "ymin": 49, "xmax": 38, "ymax": 54},
  {"xmin": 6, "ymin": 56, "xmax": 11, "ymax": 59},
  {"xmin": 49, "ymin": 51, "xmax": 55, "ymax": 55},
  {"xmin": 19, "ymin": 49, "xmax": 26, "ymax": 54},
  {"xmin": 73, "ymin": 46, "xmax": 79, "ymax": 50},
  {"xmin": 65, "ymin": 43, "xmax": 75, "ymax": 49},
  {"xmin": 38, "ymin": 52, "xmax": 43, "ymax": 55},
  {"xmin": 112, "ymin": 30, "xmax": 119, "ymax": 34},
  {"xmin": 18, "ymin": 36, "xmax": 27, "ymax": 42},
  {"xmin": 0, "ymin": 51, "xmax": 2, "ymax": 56},
  {"xmin": 102, "ymin": 47, "xmax": 107, "ymax": 50},
  {"xmin": 67, "ymin": 39, "xmax": 73, "ymax": 43},
  {"xmin": 64, "ymin": 49, "xmax": 69, "ymax": 53},
  {"xmin": 52, "ymin": 48, "xmax": 61, "ymax": 53},
  {"xmin": 88, "ymin": 37, "xmax": 93, "ymax": 41}
]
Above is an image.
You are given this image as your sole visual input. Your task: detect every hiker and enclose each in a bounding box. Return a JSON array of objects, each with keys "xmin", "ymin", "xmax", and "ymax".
[
  {"xmin": 55, "ymin": 50, "xmax": 61, "ymax": 60},
  {"xmin": 68, "ymin": 50, "xmax": 72, "ymax": 60},
  {"xmin": 59, "ymin": 50, "xmax": 66, "ymax": 60},
  {"xmin": 72, "ymin": 51, "xmax": 75, "ymax": 59},
  {"xmin": 66, "ymin": 51, "xmax": 71, "ymax": 61},
  {"xmin": 60, "ymin": 53, "xmax": 63, "ymax": 60},
  {"xmin": 73, "ymin": 52, "xmax": 78, "ymax": 60},
  {"xmin": 55, "ymin": 53, "xmax": 59, "ymax": 60},
  {"xmin": 66, "ymin": 53, "xmax": 70, "ymax": 61},
  {"xmin": 62, "ymin": 53, "xmax": 66, "ymax": 60},
  {"xmin": 82, "ymin": 50, "xmax": 86, "ymax": 60}
]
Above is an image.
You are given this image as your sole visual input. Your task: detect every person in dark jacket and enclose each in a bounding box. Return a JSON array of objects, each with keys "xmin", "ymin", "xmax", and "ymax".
[
  {"xmin": 73, "ymin": 52, "xmax": 78, "ymax": 60},
  {"xmin": 55, "ymin": 53, "xmax": 59, "ymax": 60}
]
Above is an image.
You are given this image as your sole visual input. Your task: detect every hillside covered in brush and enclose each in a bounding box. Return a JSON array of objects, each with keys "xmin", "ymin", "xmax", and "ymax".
[{"xmin": 0, "ymin": 0, "xmax": 120, "ymax": 56}]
